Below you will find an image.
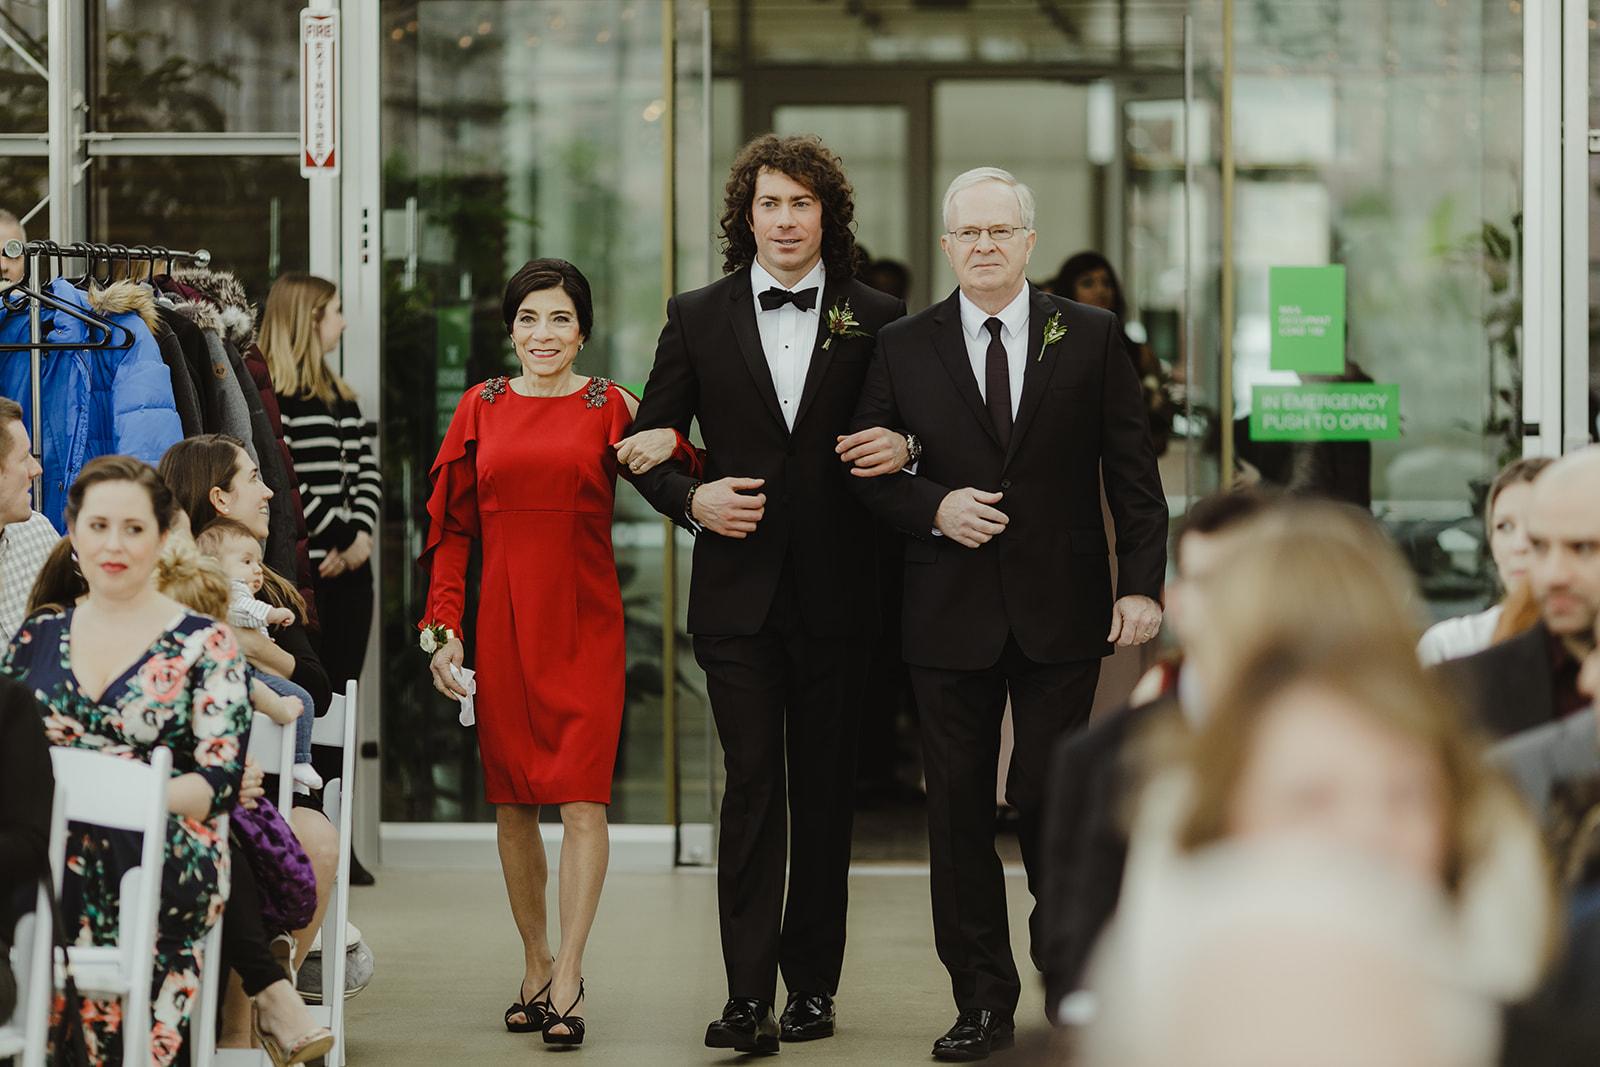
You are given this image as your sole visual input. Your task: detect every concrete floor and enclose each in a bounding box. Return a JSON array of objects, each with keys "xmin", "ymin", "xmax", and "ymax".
[{"xmin": 343, "ymin": 865, "xmax": 1051, "ymax": 1066}]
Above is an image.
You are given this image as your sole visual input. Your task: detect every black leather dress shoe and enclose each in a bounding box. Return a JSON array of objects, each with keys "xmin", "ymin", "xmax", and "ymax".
[
  {"xmin": 779, "ymin": 991, "xmax": 834, "ymax": 1041},
  {"xmin": 932, "ymin": 1009, "xmax": 1015, "ymax": 1061},
  {"xmin": 705, "ymin": 998, "xmax": 780, "ymax": 1054}
]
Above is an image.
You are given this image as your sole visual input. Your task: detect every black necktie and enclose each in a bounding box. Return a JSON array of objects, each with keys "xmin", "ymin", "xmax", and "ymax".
[
  {"xmin": 758, "ymin": 286, "xmax": 819, "ymax": 312},
  {"xmin": 984, "ymin": 317, "xmax": 1012, "ymax": 448}
]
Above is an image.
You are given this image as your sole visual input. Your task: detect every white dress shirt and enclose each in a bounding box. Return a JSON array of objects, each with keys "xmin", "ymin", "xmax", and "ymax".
[
  {"xmin": 958, "ymin": 285, "xmax": 1029, "ymax": 419},
  {"xmin": 750, "ymin": 259, "xmax": 825, "ymax": 431}
]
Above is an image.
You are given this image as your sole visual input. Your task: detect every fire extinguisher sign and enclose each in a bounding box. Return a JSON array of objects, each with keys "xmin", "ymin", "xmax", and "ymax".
[{"xmin": 300, "ymin": 10, "xmax": 339, "ymax": 177}]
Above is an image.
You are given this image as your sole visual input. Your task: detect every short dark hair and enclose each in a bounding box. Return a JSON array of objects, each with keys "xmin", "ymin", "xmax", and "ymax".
[
  {"xmin": 501, "ymin": 259, "xmax": 594, "ymax": 339},
  {"xmin": 1181, "ymin": 490, "xmax": 1274, "ymax": 540},
  {"xmin": 720, "ymin": 134, "xmax": 865, "ymax": 278},
  {"xmin": 64, "ymin": 455, "xmax": 177, "ymax": 534},
  {"xmin": 1176, "ymin": 491, "xmax": 1275, "ymax": 572},
  {"xmin": 0, "ymin": 396, "xmax": 25, "ymax": 466}
]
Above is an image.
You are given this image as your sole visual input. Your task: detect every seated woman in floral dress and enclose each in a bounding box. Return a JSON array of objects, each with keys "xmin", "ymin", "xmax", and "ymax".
[{"xmin": 3, "ymin": 456, "xmax": 301, "ymax": 1066}]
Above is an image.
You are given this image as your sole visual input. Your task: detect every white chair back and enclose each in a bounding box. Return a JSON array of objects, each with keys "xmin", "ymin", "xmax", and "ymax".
[
  {"xmin": 47, "ymin": 745, "xmax": 172, "ymax": 1067},
  {"xmin": 306, "ymin": 680, "xmax": 358, "ymax": 1067},
  {"xmin": 246, "ymin": 711, "xmax": 297, "ymax": 811},
  {"xmin": 0, "ymin": 780, "xmax": 67, "ymax": 1067},
  {"xmin": 193, "ymin": 708, "xmax": 299, "ymax": 1067},
  {"xmin": 194, "ymin": 682, "xmax": 358, "ymax": 1067}
]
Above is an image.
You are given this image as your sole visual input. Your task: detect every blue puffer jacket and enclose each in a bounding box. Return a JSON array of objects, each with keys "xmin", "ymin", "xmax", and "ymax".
[{"xmin": 0, "ymin": 279, "xmax": 183, "ymax": 530}]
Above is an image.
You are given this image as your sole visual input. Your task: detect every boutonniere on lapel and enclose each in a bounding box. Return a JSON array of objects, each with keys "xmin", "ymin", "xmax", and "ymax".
[
  {"xmin": 823, "ymin": 300, "xmax": 872, "ymax": 350},
  {"xmin": 1038, "ymin": 312, "xmax": 1067, "ymax": 362}
]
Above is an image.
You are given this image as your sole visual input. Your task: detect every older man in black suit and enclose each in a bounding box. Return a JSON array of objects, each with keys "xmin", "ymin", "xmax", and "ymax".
[
  {"xmin": 849, "ymin": 167, "xmax": 1169, "ymax": 1060},
  {"xmin": 627, "ymin": 135, "xmax": 906, "ymax": 1053}
]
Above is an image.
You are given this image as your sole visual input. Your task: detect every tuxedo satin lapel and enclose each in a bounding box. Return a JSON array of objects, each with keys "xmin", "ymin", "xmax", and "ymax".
[
  {"xmin": 727, "ymin": 281, "xmax": 789, "ymax": 430},
  {"xmin": 791, "ymin": 273, "xmax": 847, "ymax": 431},
  {"xmin": 1003, "ymin": 286, "xmax": 1065, "ymax": 468},
  {"xmin": 931, "ymin": 293, "xmax": 1001, "ymax": 447}
]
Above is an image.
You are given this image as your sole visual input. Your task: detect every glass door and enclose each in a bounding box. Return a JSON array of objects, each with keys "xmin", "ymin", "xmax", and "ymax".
[{"xmin": 377, "ymin": 0, "xmax": 709, "ymax": 832}]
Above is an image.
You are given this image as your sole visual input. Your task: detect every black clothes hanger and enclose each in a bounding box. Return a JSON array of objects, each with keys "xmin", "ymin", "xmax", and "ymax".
[{"xmin": 0, "ymin": 276, "xmax": 134, "ymax": 352}]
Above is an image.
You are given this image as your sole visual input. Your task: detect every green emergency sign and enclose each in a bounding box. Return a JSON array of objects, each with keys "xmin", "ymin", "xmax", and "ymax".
[{"xmin": 1251, "ymin": 383, "xmax": 1401, "ymax": 441}]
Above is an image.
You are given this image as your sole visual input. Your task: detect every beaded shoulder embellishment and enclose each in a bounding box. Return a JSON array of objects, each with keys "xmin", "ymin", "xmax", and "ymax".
[
  {"xmin": 480, "ymin": 377, "xmax": 509, "ymax": 403},
  {"xmin": 584, "ymin": 377, "xmax": 614, "ymax": 409}
]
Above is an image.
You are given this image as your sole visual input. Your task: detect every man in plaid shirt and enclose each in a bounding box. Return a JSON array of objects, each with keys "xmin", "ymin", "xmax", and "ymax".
[{"xmin": 0, "ymin": 396, "xmax": 58, "ymax": 641}]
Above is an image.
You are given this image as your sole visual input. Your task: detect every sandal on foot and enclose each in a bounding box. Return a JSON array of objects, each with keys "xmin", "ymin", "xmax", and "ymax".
[
  {"xmin": 506, "ymin": 978, "xmax": 552, "ymax": 1033},
  {"xmin": 543, "ymin": 979, "xmax": 586, "ymax": 1046},
  {"xmin": 253, "ymin": 1005, "xmax": 334, "ymax": 1067}
]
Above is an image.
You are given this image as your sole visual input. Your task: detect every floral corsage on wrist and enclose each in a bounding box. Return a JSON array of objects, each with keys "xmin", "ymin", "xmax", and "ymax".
[
  {"xmin": 418, "ymin": 622, "xmax": 457, "ymax": 656},
  {"xmin": 1038, "ymin": 312, "xmax": 1067, "ymax": 361},
  {"xmin": 823, "ymin": 300, "xmax": 872, "ymax": 350}
]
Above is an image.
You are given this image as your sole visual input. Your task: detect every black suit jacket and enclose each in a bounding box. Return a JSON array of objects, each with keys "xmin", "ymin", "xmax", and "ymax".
[
  {"xmin": 847, "ymin": 286, "xmax": 1169, "ymax": 670},
  {"xmin": 630, "ymin": 269, "xmax": 906, "ymax": 637},
  {"xmin": 1039, "ymin": 693, "xmax": 1181, "ymax": 1019},
  {"xmin": 1434, "ymin": 621, "xmax": 1559, "ymax": 739}
]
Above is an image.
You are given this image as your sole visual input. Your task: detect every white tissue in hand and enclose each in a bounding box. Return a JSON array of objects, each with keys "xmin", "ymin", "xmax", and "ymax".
[{"xmin": 451, "ymin": 664, "xmax": 478, "ymax": 726}]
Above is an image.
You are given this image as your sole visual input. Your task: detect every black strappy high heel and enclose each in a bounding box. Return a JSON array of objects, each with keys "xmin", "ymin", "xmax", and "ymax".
[
  {"xmin": 505, "ymin": 977, "xmax": 552, "ymax": 1033},
  {"xmin": 543, "ymin": 979, "xmax": 586, "ymax": 1046}
]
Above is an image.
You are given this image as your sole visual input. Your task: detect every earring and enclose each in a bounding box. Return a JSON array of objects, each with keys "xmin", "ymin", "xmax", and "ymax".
[{"xmin": 579, "ymin": 342, "xmax": 585, "ymax": 351}]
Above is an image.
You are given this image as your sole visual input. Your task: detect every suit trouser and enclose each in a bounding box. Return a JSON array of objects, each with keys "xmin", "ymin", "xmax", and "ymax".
[
  {"xmin": 694, "ymin": 560, "xmax": 870, "ymax": 1004},
  {"xmin": 910, "ymin": 635, "xmax": 1100, "ymax": 1018}
]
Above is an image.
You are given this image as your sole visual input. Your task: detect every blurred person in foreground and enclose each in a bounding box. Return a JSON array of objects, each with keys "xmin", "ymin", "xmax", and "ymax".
[
  {"xmin": 1081, "ymin": 838, "xmax": 1502, "ymax": 1067},
  {"xmin": 1439, "ymin": 447, "xmax": 1600, "ymax": 736},
  {"xmin": 1039, "ymin": 489, "xmax": 1273, "ymax": 1020},
  {"xmin": 1044, "ymin": 496, "xmax": 1428, "ymax": 1029},
  {"xmin": 1418, "ymin": 456, "xmax": 1551, "ymax": 666},
  {"xmin": 1082, "ymin": 638, "xmax": 1553, "ymax": 1067}
]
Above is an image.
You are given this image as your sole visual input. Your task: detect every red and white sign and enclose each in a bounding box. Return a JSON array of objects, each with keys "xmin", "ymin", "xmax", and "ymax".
[{"xmin": 300, "ymin": 10, "xmax": 340, "ymax": 176}]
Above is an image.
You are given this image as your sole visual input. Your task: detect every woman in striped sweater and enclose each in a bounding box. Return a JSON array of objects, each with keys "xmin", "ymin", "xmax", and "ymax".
[{"xmin": 262, "ymin": 273, "xmax": 382, "ymax": 691}]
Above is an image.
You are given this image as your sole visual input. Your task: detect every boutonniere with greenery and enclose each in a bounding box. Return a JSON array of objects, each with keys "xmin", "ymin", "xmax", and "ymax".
[
  {"xmin": 1038, "ymin": 312, "xmax": 1067, "ymax": 362},
  {"xmin": 418, "ymin": 622, "xmax": 457, "ymax": 656},
  {"xmin": 823, "ymin": 300, "xmax": 872, "ymax": 350}
]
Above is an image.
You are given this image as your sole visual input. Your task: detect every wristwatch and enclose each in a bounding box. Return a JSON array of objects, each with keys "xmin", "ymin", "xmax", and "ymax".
[
  {"xmin": 684, "ymin": 480, "xmax": 704, "ymax": 528},
  {"xmin": 903, "ymin": 432, "xmax": 923, "ymax": 466}
]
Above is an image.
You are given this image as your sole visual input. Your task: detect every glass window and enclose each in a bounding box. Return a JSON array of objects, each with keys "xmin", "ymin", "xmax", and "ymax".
[
  {"xmin": 1188, "ymin": 0, "xmax": 1523, "ymax": 617},
  {"xmin": 89, "ymin": 154, "xmax": 308, "ymax": 300},
  {"xmin": 0, "ymin": 159, "xmax": 49, "ymax": 241},
  {"xmin": 773, "ymin": 104, "xmax": 910, "ymax": 264},
  {"xmin": 932, "ymin": 80, "xmax": 1094, "ymax": 302},
  {"xmin": 380, "ymin": 0, "xmax": 682, "ymax": 824},
  {"xmin": 94, "ymin": 0, "xmax": 302, "ymax": 132},
  {"xmin": 0, "ymin": 0, "xmax": 48, "ymax": 133}
]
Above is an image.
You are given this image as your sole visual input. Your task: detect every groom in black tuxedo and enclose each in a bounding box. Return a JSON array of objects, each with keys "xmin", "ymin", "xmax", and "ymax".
[
  {"xmin": 628, "ymin": 134, "xmax": 906, "ymax": 1053},
  {"xmin": 850, "ymin": 168, "xmax": 1169, "ymax": 1060}
]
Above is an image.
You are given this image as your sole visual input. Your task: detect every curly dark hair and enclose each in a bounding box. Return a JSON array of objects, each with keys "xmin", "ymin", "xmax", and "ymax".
[{"xmin": 720, "ymin": 134, "xmax": 865, "ymax": 278}]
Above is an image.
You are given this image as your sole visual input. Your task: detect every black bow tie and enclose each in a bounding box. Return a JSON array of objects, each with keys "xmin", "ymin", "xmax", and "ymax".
[{"xmin": 759, "ymin": 286, "xmax": 819, "ymax": 312}]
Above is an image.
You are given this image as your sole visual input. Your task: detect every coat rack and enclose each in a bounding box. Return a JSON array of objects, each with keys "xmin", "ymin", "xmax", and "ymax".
[{"xmin": 0, "ymin": 238, "xmax": 213, "ymax": 503}]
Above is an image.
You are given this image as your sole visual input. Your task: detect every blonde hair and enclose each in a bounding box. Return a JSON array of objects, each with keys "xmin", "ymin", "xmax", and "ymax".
[
  {"xmin": 1181, "ymin": 639, "xmax": 1486, "ymax": 892},
  {"xmin": 156, "ymin": 536, "xmax": 232, "ymax": 620},
  {"xmin": 261, "ymin": 271, "xmax": 354, "ymax": 405},
  {"xmin": 1190, "ymin": 499, "xmax": 1425, "ymax": 692}
]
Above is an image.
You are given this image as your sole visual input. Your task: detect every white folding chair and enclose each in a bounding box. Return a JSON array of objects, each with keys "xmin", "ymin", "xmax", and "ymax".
[
  {"xmin": 46, "ymin": 746, "xmax": 172, "ymax": 1067},
  {"xmin": 305, "ymin": 680, "xmax": 358, "ymax": 1067},
  {"xmin": 0, "ymin": 781, "xmax": 67, "ymax": 1067},
  {"xmin": 193, "ymin": 711, "xmax": 295, "ymax": 1067}
]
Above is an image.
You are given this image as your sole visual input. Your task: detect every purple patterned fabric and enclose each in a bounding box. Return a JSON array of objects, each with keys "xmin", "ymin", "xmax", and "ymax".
[{"xmin": 230, "ymin": 798, "xmax": 317, "ymax": 932}]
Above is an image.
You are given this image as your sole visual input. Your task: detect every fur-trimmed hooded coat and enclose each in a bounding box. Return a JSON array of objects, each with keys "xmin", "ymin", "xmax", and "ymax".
[
  {"xmin": 0, "ymin": 279, "xmax": 182, "ymax": 529},
  {"xmin": 163, "ymin": 270, "xmax": 318, "ymax": 624}
]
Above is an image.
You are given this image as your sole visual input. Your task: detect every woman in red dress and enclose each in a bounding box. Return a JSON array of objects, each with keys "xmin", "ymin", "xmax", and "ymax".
[{"xmin": 419, "ymin": 259, "xmax": 694, "ymax": 1046}]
